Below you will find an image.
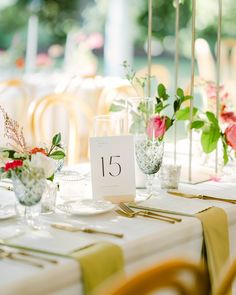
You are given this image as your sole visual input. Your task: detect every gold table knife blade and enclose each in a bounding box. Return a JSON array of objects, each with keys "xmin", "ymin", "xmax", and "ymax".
[
  {"xmin": 168, "ymin": 190, "xmax": 236, "ymax": 204},
  {"xmin": 51, "ymin": 223, "xmax": 123, "ymax": 238}
]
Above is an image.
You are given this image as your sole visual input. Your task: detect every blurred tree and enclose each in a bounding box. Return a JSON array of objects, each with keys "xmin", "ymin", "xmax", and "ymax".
[
  {"xmin": 0, "ymin": 0, "xmax": 81, "ymax": 49},
  {"xmin": 135, "ymin": 0, "xmax": 191, "ymax": 45}
]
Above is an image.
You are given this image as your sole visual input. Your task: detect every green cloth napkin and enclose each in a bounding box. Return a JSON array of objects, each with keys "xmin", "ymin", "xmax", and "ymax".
[
  {"xmin": 71, "ymin": 242, "xmax": 124, "ymax": 295},
  {"xmin": 196, "ymin": 207, "xmax": 231, "ymax": 294}
]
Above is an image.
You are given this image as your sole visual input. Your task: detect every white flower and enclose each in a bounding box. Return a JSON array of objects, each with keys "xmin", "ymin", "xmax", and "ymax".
[{"xmin": 30, "ymin": 153, "xmax": 56, "ymax": 178}]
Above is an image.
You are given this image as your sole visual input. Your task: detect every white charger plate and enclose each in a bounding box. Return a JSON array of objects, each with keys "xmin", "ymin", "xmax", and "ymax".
[{"xmin": 57, "ymin": 199, "xmax": 115, "ymax": 216}]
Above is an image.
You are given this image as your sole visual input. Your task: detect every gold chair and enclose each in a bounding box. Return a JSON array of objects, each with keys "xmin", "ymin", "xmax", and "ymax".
[
  {"xmin": 94, "ymin": 259, "xmax": 210, "ymax": 295},
  {"xmin": 96, "ymin": 84, "xmax": 137, "ymax": 115},
  {"xmin": 195, "ymin": 38, "xmax": 215, "ymax": 81},
  {"xmin": 28, "ymin": 93, "xmax": 94, "ymax": 163},
  {"xmin": 135, "ymin": 64, "xmax": 170, "ymax": 94},
  {"xmin": 213, "ymin": 258, "xmax": 236, "ymax": 295},
  {"xmin": 0, "ymin": 78, "xmax": 35, "ymax": 145}
]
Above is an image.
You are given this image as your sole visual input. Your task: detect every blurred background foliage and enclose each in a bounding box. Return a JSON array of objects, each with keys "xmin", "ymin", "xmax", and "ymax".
[{"xmin": 0, "ymin": 0, "xmax": 235, "ymax": 55}]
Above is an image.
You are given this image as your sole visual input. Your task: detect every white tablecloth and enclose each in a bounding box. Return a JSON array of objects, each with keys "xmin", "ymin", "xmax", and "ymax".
[{"xmin": 0, "ymin": 175, "xmax": 236, "ymax": 295}]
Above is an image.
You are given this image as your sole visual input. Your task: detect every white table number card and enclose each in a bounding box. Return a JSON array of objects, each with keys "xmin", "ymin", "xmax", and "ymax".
[{"xmin": 90, "ymin": 135, "xmax": 136, "ymax": 203}]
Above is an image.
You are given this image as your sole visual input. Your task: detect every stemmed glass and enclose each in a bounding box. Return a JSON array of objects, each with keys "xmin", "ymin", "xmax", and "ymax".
[{"xmin": 12, "ymin": 168, "xmax": 46, "ymax": 229}]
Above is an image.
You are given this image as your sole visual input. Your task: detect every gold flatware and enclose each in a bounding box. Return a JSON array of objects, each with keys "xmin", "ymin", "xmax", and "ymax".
[
  {"xmin": 119, "ymin": 203, "xmax": 182, "ymax": 223},
  {"xmin": 129, "ymin": 203, "xmax": 194, "ymax": 217},
  {"xmin": 168, "ymin": 190, "xmax": 236, "ymax": 204},
  {"xmin": 0, "ymin": 249, "xmax": 44, "ymax": 268},
  {"xmin": 116, "ymin": 207, "xmax": 174, "ymax": 224},
  {"xmin": 51, "ymin": 223, "xmax": 124, "ymax": 239},
  {"xmin": 16, "ymin": 251, "xmax": 58, "ymax": 264}
]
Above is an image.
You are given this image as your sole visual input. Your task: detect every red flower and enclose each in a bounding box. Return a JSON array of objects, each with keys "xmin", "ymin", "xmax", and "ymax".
[
  {"xmin": 4, "ymin": 160, "xmax": 23, "ymax": 172},
  {"xmin": 30, "ymin": 147, "xmax": 47, "ymax": 155},
  {"xmin": 225, "ymin": 124, "xmax": 236, "ymax": 150},
  {"xmin": 146, "ymin": 116, "xmax": 166, "ymax": 139}
]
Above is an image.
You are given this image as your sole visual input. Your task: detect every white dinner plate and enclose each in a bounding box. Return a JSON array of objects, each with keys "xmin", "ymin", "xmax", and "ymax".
[
  {"xmin": 57, "ymin": 199, "xmax": 115, "ymax": 216},
  {"xmin": 0, "ymin": 206, "xmax": 16, "ymax": 220}
]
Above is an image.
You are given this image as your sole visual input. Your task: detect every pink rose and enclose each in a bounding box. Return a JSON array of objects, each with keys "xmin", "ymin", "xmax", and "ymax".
[
  {"xmin": 225, "ymin": 124, "xmax": 236, "ymax": 150},
  {"xmin": 146, "ymin": 116, "xmax": 166, "ymax": 139}
]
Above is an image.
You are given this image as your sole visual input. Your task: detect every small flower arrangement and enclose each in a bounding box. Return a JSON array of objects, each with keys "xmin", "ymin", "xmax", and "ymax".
[
  {"xmin": 110, "ymin": 82, "xmax": 192, "ymax": 140},
  {"xmin": 0, "ymin": 106, "xmax": 66, "ymax": 181}
]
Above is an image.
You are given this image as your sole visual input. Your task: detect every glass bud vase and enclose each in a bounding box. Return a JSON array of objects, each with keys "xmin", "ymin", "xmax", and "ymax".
[
  {"xmin": 12, "ymin": 168, "xmax": 46, "ymax": 229},
  {"xmin": 127, "ymin": 97, "xmax": 164, "ymax": 197}
]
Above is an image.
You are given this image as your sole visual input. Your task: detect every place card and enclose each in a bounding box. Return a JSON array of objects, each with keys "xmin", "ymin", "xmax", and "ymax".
[{"xmin": 90, "ymin": 135, "xmax": 136, "ymax": 203}]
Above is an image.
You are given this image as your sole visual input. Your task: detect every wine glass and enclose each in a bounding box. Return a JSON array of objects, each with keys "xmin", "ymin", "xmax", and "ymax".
[{"xmin": 12, "ymin": 168, "xmax": 46, "ymax": 229}]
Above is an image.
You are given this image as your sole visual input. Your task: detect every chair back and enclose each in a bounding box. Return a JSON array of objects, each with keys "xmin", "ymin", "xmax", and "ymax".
[
  {"xmin": 135, "ymin": 64, "xmax": 170, "ymax": 95},
  {"xmin": 214, "ymin": 258, "xmax": 236, "ymax": 295},
  {"xmin": 0, "ymin": 79, "xmax": 34, "ymax": 146},
  {"xmin": 94, "ymin": 259, "xmax": 210, "ymax": 295},
  {"xmin": 28, "ymin": 93, "xmax": 93, "ymax": 163},
  {"xmin": 97, "ymin": 84, "xmax": 136, "ymax": 115}
]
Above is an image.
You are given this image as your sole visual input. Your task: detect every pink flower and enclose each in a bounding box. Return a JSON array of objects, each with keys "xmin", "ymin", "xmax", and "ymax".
[
  {"xmin": 225, "ymin": 124, "xmax": 236, "ymax": 150},
  {"xmin": 220, "ymin": 105, "xmax": 236, "ymax": 123},
  {"xmin": 146, "ymin": 116, "xmax": 166, "ymax": 139}
]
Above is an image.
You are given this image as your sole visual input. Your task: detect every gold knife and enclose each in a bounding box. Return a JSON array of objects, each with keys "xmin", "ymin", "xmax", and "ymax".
[
  {"xmin": 51, "ymin": 223, "xmax": 124, "ymax": 238},
  {"xmin": 168, "ymin": 190, "xmax": 236, "ymax": 204}
]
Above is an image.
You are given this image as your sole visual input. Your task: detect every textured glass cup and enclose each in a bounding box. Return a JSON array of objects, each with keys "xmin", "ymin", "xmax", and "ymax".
[
  {"xmin": 160, "ymin": 164, "xmax": 181, "ymax": 189},
  {"xmin": 12, "ymin": 168, "xmax": 46, "ymax": 229},
  {"xmin": 41, "ymin": 181, "xmax": 57, "ymax": 214}
]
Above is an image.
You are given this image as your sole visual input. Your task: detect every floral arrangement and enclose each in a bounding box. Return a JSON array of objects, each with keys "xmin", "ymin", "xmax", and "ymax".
[
  {"xmin": 0, "ymin": 106, "xmax": 66, "ymax": 181},
  {"xmin": 110, "ymin": 63, "xmax": 236, "ymax": 166},
  {"xmin": 110, "ymin": 62, "xmax": 192, "ymax": 139}
]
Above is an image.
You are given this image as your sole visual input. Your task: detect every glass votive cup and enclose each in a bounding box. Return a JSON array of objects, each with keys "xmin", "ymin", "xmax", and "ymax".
[
  {"xmin": 41, "ymin": 181, "xmax": 58, "ymax": 214},
  {"xmin": 160, "ymin": 164, "xmax": 181, "ymax": 190},
  {"xmin": 55, "ymin": 170, "xmax": 85, "ymax": 201}
]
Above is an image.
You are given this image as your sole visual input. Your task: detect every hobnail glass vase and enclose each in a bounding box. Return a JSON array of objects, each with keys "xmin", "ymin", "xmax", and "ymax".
[
  {"xmin": 12, "ymin": 168, "xmax": 46, "ymax": 229},
  {"xmin": 135, "ymin": 137, "xmax": 164, "ymax": 195}
]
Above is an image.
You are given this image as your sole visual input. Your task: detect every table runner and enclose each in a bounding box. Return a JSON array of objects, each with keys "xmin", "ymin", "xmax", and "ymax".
[
  {"xmin": 71, "ymin": 241, "xmax": 124, "ymax": 295},
  {"xmin": 197, "ymin": 207, "xmax": 231, "ymax": 294}
]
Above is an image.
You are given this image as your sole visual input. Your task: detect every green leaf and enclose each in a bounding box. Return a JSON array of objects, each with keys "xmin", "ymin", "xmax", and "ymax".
[
  {"xmin": 174, "ymin": 99, "xmax": 181, "ymax": 112},
  {"xmin": 129, "ymin": 119, "xmax": 146, "ymax": 134},
  {"xmin": 109, "ymin": 104, "xmax": 124, "ymax": 112},
  {"xmin": 47, "ymin": 174, "xmax": 54, "ymax": 182},
  {"xmin": 182, "ymin": 95, "xmax": 192, "ymax": 102},
  {"xmin": 176, "ymin": 88, "xmax": 184, "ymax": 98},
  {"xmin": 157, "ymin": 84, "xmax": 169, "ymax": 100},
  {"xmin": 190, "ymin": 120, "xmax": 205, "ymax": 129},
  {"xmin": 52, "ymin": 133, "xmax": 61, "ymax": 146},
  {"xmin": 175, "ymin": 107, "xmax": 198, "ymax": 120},
  {"xmin": 206, "ymin": 111, "xmax": 218, "ymax": 126},
  {"xmin": 201, "ymin": 125, "xmax": 220, "ymax": 153},
  {"xmin": 158, "ymin": 84, "xmax": 166, "ymax": 97},
  {"xmin": 49, "ymin": 150, "xmax": 65, "ymax": 160},
  {"xmin": 165, "ymin": 117, "xmax": 173, "ymax": 131}
]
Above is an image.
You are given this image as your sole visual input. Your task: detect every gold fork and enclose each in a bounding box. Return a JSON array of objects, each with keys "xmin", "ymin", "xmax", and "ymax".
[
  {"xmin": 0, "ymin": 249, "xmax": 44, "ymax": 268},
  {"xmin": 119, "ymin": 203, "xmax": 181, "ymax": 223},
  {"xmin": 116, "ymin": 206, "xmax": 175, "ymax": 224}
]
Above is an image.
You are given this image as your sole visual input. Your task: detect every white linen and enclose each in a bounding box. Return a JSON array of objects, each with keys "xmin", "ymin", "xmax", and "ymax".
[{"xmin": 0, "ymin": 174, "xmax": 236, "ymax": 294}]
